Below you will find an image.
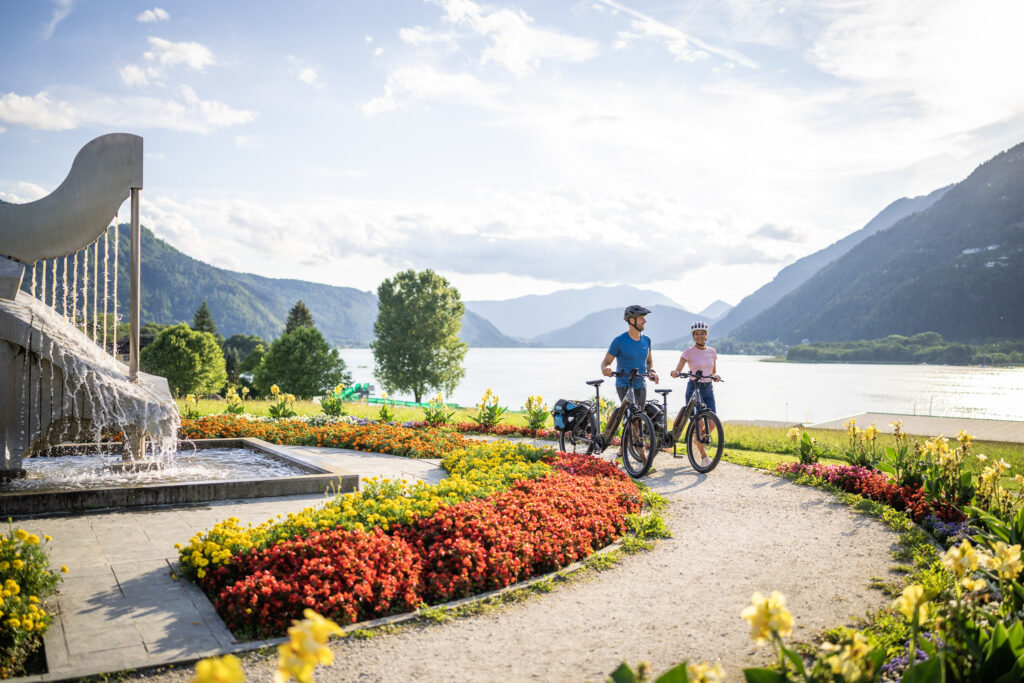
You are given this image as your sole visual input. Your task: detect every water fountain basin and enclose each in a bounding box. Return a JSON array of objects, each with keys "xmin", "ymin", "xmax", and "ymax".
[{"xmin": 0, "ymin": 438, "xmax": 358, "ymax": 517}]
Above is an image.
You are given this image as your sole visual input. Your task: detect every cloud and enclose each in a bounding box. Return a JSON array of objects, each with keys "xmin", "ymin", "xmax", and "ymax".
[
  {"xmin": 749, "ymin": 223, "xmax": 804, "ymax": 242},
  {"xmin": 137, "ymin": 7, "xmax": 170, "ymax": 23},
  {"xmin": 431, "ymin": 0, "xmax": 600, "ymax": 76},
  {"xmin": 598, "ymin": 0, "xmax": 757, "ymax": 68},
  {"xmin": 0, "ymin": 182, "xmax": 50, "ymax": 203},
  {"xmin": 0, "ymin": 88, "xmax": 253, "ymax": 133},
  {"xmin": 119, "ymin": 64, "xmax": 149, "ymax": 87},
  {"xmin": 363, "ymin": 65, "xmax": 505, "ymax": 115},
  {"xmin": 399, "ymin": 25, "xmax": 460, "ymax": 47},
  {"xmin": 297, "ymin": 68, "xmax": 318, "ymax": 86},
  {"xmin": 144, "ymin": 37, "xmax": 215, "ymax": 70},
  {"xmin": 139, "ymin": 187, "xmax": 786, "ymax": 295},
  {"xmin": 0, "ymin": 91, "xmax": 78, "ymax": 130},
  {"xmin": 42, "ymin": 0, "xmax": 74, "ymax": 40}
]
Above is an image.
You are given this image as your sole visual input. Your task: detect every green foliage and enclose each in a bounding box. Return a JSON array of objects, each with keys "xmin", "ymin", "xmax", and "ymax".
[
  {"xmin": 253, "ymin": 326, "xmax": 351, "ymax": 398},
  {"xmin": 318, "ymin": 384, "xmax": 348, "ymax": 417},
  {"xmin": 787, "ymin": 333, "xmax": 1024, "ymax": 366},
  {"xmin": 192, "ymin": 301, "xmax": 218, "ymax": 335},
  {"xmin": 284, "ymin": 300, "xmax": 316, "ymax": 334},
  {"xmin": 422, "ymin": 393, "xmax": 457, "ymax": 425},
  {"xmin": 239, "ymin": 343, "xmax": 265, "ymax": 375},
  {"xmin": 523, "ymin": 395, "xmax": 550, "ymax": 431},
  {"xmin": 469, "ymin": 388, "xmax": 508, "ymax": 428},
  {"xmin": 371, "ymin": 269, "xmax": 467, "ymax": 402},
  {"xmin": 139, "ymin": 323, "xmax": 227, "ymax": 396},
  {"xmin": 223, "ymin": 333, "xmax": 266, "ymax": 360}
]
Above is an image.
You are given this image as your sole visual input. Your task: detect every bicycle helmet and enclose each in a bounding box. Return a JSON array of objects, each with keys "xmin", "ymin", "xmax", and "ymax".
[
  {"xmin": 623, "ymin": 305, "xmax": 651, "ymax": 321},
  {"xmin": 690, "ymin": 321, "xmax": 709, "ymax": 333}
]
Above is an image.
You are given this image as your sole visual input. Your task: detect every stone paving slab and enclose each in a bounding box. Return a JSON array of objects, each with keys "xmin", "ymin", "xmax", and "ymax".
[
  {"xmin": 13, "ymin": 447, "xmax": 449, "ymax": 682},
  {"xmin": 807, "ymin": 411, "xmax": 1024, "ymax": 443}
]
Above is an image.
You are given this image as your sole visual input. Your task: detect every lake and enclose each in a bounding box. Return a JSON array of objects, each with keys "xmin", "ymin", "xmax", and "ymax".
[{"xmin": 337, "ymin": 348, "xmax": 1024, "ymax": 424}]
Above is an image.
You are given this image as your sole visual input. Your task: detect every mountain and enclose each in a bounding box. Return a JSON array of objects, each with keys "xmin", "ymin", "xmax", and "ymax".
[
  {"xmin": 714, "ymin": 185, "xmax": 950, "ymax": 336},
  {"xmin": 465, "ymin": 285, "xmax": 686, "ymax": 340},
  {"xmin": 532, "ymin": 303, "xmax": 703, "ymax": 347},
  {"xmin": 731, "ymin": 141, "xmax": 1024, "ymax": 344},
  {"xmin": 699, "ymin": 300, "xmax": 733, "ymax": 321},
  {"xmin": 19, "ymin": 224, "xmax": 520, "ymax": 347}
]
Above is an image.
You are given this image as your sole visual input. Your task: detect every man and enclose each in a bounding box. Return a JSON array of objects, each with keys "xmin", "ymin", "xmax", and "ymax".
[{"xmin": 601, "ymin": 304, "xmax": 659, "ymax": 409}]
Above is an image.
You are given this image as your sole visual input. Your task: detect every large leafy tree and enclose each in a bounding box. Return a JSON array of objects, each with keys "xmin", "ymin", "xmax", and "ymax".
[
  {"xmin": 140, "ymin": 323, "xmax": 227, "ymax": 396},
  {"xmin": 253, "ymin": 326, "xmax": 351, "ymax": 398},
  {"xmin": 371, "ymin": 269, "xmax": 467, "ymax": 403},
  {"xmin": 284, "ymin": 300, "xmax": 316, "ymax": 334}
]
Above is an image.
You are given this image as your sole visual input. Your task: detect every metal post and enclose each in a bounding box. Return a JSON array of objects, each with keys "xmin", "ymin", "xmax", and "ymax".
[{"xmin": 129, "ymin": 188, "xmax": 141, "ymax": 382}]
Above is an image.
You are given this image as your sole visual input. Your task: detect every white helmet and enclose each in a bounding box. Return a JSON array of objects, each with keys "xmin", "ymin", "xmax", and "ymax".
[{"xmin": 690, "ymin": 321, "xmax": 709, "ymax": 334}]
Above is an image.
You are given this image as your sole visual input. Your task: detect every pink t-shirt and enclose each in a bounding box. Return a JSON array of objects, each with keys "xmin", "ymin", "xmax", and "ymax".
[{"xmin": 681, "ymin": 345, "xmax": 717, "ymax": 382}]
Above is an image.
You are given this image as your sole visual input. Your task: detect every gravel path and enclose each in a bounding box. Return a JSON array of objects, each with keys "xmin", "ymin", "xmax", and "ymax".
[{"xmin": 136, "ymin": 455, "xmax": 901, "ymax": 682}]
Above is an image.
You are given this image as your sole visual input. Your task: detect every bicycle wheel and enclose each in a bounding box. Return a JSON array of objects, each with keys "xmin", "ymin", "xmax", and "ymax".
[
  {"xmin": 558, "ymin": 410, "xmax": 599, "ymax": 455},
  {"xmin": 621, "ymin": 412, "xmax": 657, "ymax": 478},
  {"xmin": 685, "ymin": 410, "xmax": 724, "ymax": 473}
]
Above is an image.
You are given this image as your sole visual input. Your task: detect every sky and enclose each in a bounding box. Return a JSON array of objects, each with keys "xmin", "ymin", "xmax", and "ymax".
[{"xmin": 2, "ymin": 0, "xmax": 1024, "ymax": 312}]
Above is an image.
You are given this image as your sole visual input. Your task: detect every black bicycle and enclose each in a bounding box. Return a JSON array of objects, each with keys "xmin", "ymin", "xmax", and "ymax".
[
  {"xmin": 558, "ymin": 369, "xmax": 659, "ymax": 478},
  {"xmin": 643, "ymin": 370, "xmax": 725, "ymax": 473}
]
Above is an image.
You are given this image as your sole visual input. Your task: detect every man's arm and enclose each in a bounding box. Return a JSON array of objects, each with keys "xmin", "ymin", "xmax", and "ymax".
[
  {"xmin": 646, "ymin": 349, "xmax": 659, "ymax": 384},
  {"xmin": 601, "ymin": 351, "xmax": 615, "ymax": 377}
]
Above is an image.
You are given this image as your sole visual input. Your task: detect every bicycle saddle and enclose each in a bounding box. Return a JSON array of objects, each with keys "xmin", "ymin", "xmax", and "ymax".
[
  {"xmin": 655, "ymin": 388, "xmax": 672, "ymax": 395},
  {"xmin": 586, "ymin": 379, "xmax": 604, "ymax": 386}
]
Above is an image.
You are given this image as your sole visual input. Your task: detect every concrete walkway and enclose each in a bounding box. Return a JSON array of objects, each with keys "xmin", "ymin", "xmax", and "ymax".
[
  {"xmin": 808, "ymin": 411, "xmax": 1024, "ymax": 444},
  {"xmin": 17, "ymin": 448, "xmax": 448, "ymax": 682}
]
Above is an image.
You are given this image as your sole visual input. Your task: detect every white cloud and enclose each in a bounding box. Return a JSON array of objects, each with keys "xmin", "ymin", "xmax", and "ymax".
[
  {"xmin": 598, "ymin": 0, "xmax": 757, "ymax": 68},
  {"xmin": 0, "ymin": 91, "xmax": 78, "ymax": 130},
  {"xmin": 0, "ymin": 182, "xmax": 50, "ymax": 203},
  {"xmin": 119, "ymin": 64, "xmax": 149, "ymax": 87},
  {"xmin": 42, "ymin": 0, "xmax": 74, "ymax": 40},
  {"xmin": 363, "ymin": 65, "xmax": 505, "ymax": 115},
  {"xmin": 0, "ymin": 88, "xmax": 253, "ymax": 133},
  {"xmin": 297, "ymin": 67, "xmax": 318, "ymax": 86},
  {"xmin": 399, "ymin": 25, "xmax": 460, "ymax": 47},
  {"xmin": 144, "ymin": 37, "xmax": 215, "ymax": 71},
  {"xmin": 431, "ymin": 0, "xmax": 600, "ymax": 76},
  {"xmin": 137, "ymin": 7, "xmax": 170, "ymax": 23},
  {"xmin": 0, "ymin": 126, "xmax": 6, "ymax": 134}
]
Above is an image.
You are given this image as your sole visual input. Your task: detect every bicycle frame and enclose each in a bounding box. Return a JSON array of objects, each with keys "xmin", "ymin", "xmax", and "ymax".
[{"xmin": 590, "ymin": 370, "xmax": 645, "ymax": 450}]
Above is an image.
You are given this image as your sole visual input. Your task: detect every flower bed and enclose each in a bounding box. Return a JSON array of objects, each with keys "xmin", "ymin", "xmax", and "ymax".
[
  {"xmin": 774, "ymin": 462, "xmax": 963, "ymax": 522},
  {"xmin": 180, "ymin": 437, "xmax": 641, "ymax": 639},
  {"xmin": 179, "ymin": 415, "xmax": 474, "ymax": 459}
]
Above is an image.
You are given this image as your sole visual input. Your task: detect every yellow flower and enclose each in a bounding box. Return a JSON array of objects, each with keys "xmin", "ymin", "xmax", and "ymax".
[
  {"xmin": 60, "ymin": 565, "xmax": 69, "ymax": 574},
  {"xmin": 0, "ymin": 562, "xmax": 8, "ymax": 571},
  {"xmin": 192, "ymin": 654, "xmax": 245, "ymax": 683},
  {"xmin": 44, "ymin": 535, "xmax": 52, "ymax": 542},
  {"xmin": 988, "ymin": 542, "xmax": 1023, "ymax": 580},
  {"xmin": 274, "ymin": 646, "xmax": 316, "ymax": 683},
  {"xmin": 787, "ymin": 427, "xmax": 801, "ymax": 442},
  {"xmin": 13, "ymin": 529, "xmax": 28, "ymax": 542},
  {"xmin": 241, "ymin": 386, "xmax": 249, "ymax": 396},
  {"xmin": 11, "ymin": 560, "xmax": 23, "ymax": 570},
  {"xmin": 844, "ymin": 418, "xmax": 857, "ymax": 435},
  {"xmin": 961, "ymin": 577, "xmax": 988, "ymax": 592},
  {"xmin": 271, "ymin": 385, "xmax": 280, "ymax": 396},
  {"xmin": 977, "ymin": 454, "xmax": 988, "ymax": 462},
  {"xmin": 943, "ymin": 539, "xmax": 980, "ymax": 578},
  {"xmin": 864, "ymin": 423, "xmax": 879, "ymax": 442},
  {"xmin": 686, "ymin": 661, "xmax": 726, "ymax": 683},
  {"xmin": 890, "ymin": 419, "xmax": 903, "ymax": 431},
  {"xmin": 740, "ymin": 591, "xmax": 793, "ymax": 645},
  {"xmin": 824, "ymin": 633, "xmax": 875, "ymax": 682},
  {"xmin": 894, "ymin": 584, "xmax": 928, "ymax": 626}
]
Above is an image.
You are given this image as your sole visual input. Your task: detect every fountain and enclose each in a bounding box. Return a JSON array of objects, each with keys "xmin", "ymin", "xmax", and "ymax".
[{"xmin": 0, "ymin": 134, "xmax": 356, "ymax": 516}]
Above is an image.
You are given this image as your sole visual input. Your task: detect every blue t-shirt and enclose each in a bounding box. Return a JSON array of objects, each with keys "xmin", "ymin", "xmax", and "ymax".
[{"xmin": 607, "ymin": 332, "xmax": 651, "ymax": 388}]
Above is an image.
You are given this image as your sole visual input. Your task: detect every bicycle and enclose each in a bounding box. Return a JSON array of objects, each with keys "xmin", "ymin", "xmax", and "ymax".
[
  {"xmin": 644, "ymin": 370, "xmax": 725, "ymax": 473},
  {"xmin": 558, "ymin": 369, "xmax": 659, "ymax": 479}
]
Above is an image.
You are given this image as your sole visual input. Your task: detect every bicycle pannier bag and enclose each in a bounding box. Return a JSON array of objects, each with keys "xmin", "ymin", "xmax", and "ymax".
[{"xmin": 552, "ymin": 399, "xmax": 579, "ymax": 431}]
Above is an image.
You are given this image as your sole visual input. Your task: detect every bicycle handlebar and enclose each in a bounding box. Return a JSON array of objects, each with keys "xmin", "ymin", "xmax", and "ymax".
[
  {"xmin": 610, "ymin": 369, "xmax": 656, "ymax": 379},
  {"xmin": 675, "ymin": 371, "xmax": 723, "ymax": 382}
]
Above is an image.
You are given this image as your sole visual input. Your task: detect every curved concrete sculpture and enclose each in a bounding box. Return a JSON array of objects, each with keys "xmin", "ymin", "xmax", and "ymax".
[
  {"xmin": 0, "ymin": 133, "xmax": 142, "ymax": 264},
  {"xmin": 0, "ymin": 133, "xmax": 176, "ymax": 477}
]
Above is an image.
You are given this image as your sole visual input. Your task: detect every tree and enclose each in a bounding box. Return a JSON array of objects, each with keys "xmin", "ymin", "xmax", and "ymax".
[
  {"xmin": 239, "ymin": 343, "xmax": 266, "ymax": 374},
  {"xmin": 140, "ymin": 323, "xmax": 227, "ymax": 396},
  {"xmin": 192, "ymin": 301, "xmax": 217, "ymax": 335},
  {"xmin": 192, "ymin": 301, "xmax": 225, "ymax": 347},
  {"xmin": 224, "ymin": 333, "xmax": 266, "ymax": 361},
  {"xmin": 253, "ymin": 326, "xmax": 351, "ymax": 398},
  {"xmin": 284, "ymin": 300, "xmax": 316, "ymax": 335},
  {"xmin": 371, "ymin": 269, "xmax": 467, "ymax": 403}
]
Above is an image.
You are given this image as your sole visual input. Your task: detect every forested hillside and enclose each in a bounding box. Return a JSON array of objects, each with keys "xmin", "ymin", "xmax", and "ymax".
[
  {"xmin": 18, "ymin": 224, "xmax": 519, "ymax": 347},
  {"xmin": 732, "ymin": 142, "xmax": 1024, "ymax": 344}
]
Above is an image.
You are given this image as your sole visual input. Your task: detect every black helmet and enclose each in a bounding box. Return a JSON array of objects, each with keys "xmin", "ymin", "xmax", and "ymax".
[{"xmin": 623, "ymin": 305, "xmax": 651, "ymax": 321}]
